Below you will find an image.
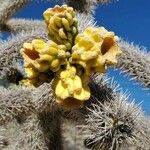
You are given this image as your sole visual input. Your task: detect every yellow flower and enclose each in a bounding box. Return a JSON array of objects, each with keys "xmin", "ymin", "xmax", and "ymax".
[
  {"xmin": 84, "ymin": 27, "xmax": 121, "ymax": 65},
  {"xmin": 43, "ymin": 5, "xmax": 78, "ymax": 50},
  {"xmin": 70, "ymin": 26, "xmax": 122, "ymax": 75},
  {"xmin": 20, "ymin": 39, "xmax": 69, "ymax": 79},
  {"xmin": 53, "ymin": 65, "xmax": 90, "ymax": 108}
]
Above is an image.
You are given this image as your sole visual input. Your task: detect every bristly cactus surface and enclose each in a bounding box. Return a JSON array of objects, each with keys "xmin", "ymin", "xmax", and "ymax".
[
  {"xmin": 20, "ymin": 4, "xmax": 122, "ymax": 109},
  {"xmin": 0, "ymin": 1, "xmax": 150, "ymax": 150}
]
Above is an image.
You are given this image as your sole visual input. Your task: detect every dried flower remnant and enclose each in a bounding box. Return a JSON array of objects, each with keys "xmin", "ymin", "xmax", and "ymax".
[{"xmin": 43, "ymin": 5, "xmax": 78, "ymax": 50}]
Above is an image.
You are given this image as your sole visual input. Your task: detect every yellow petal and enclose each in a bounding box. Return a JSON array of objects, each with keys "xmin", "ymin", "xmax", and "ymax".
[
  {"xmin": 74, "ymin": 86, "xmax": 90, "ymax": 101},
  {"xmin": 62, "ymin": 18, "xmax": 70, "ymax": 31},
  {"xmin": 43, "ymin": 8, "xmax": 53, "ymax": 23},
  {"xmin": 32, "ymin": 39, "xmax": 46, "ymax": 52},
  {"xmin": 54, "ymin": 16, "xmax": 62, "ymax": 28},
  {"xmin": 50, "ymin": 17, "xmax": 59, "ymax": 32},
  {"xmin": 59, "ymin": 28, "xmax": 67, "ymax": 39},
  {"xmin": 47, "ymin": 47, "xmax": 59, "ymax": 56},
  {"xmin": 38, "ymin": 54, "xmax": 54, "ymax": 62},
  {"xmin": 73, "ymin": 76, "xmax": 82, "ymax": 91},
  {"xmin": 81, "ymin": 51, "xmax": 98, "ymax": 61},
  {"xmin": 25, "ymin": 67, "xmax": 39, "ymax": 79},
  {"xmin": 23, "ymin": 43, "xmax": 33, "ymax": 50},
  {"xmin": 50, "ymin": 59, "xmax": 60, "ymax": 71},
  {"xmin": 55, "ymin": 79, "xmax": 69, "ymax": 99},
  {"xmin": 65, "ymin": 78, "xmax": 74, "ymax": 95},
  {"xmin": 34, "ymin": 61, "xmax": 49, "ymax": 72},
  {"xmin": 66, "ymin": 12, "xmax": 73, "ymax": 25}
]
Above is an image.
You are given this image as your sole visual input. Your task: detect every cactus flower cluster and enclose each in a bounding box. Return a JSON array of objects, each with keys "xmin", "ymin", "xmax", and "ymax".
[
  {"xmin": 43, "ymin": 4, "xmax": 78, "ymax": 50},
  {"xmin": 20, "ymin": 5, "xmax": 122, "ymax": 108}
]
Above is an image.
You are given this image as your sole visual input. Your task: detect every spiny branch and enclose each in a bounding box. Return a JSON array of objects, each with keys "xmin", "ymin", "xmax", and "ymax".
[
  {"xmin": 117, "ymin": 40, "xmax": 150, "ymax": 89},
  {"xmin": 0, "ymin": 29, "xmax": 47, "ymax": 81},
  {"xmin": 0, "ymin": 83, "xmax": 54, "ymax": 125},
  {"xmin": 11, "ymin": 114, "xmax": 50, "ymax": 150},
  {"xmin": 0, "ymin": 112, "xmax": 63, "ymax": 149},
  {"xmin": 62, "ymin": 119, "xmax": 89, "ymax": 150},
  {"xmin": 0, "ymin": 11, "xmax": 95, "ymax": 33},
  {"xmin": 76, "ymin": 12, "xmax": 96, "ymax": 33},
  {"xmin": 0, "ymin": 19, "xmax": 46, "ymax": 33},
  {"xmin": 62, "ymin": 75, "xmax": 150, "ymax": 150},
  {"xmin": 0, "ymin": 0, "xmax": 30, "ymax": 25},
  {"xmin": 38, "ymin": 111, "xmax": 63, "ymax": 150}
]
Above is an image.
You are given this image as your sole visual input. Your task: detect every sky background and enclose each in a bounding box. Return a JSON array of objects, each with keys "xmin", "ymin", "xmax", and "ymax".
[{"xmin": 1, "ymin": 0, "xmax": 150, "ymax": 115}]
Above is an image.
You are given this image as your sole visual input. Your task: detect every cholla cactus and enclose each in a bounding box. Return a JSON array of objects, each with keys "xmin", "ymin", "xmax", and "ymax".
[
  {"xmin": 81, "ymin": 96, "xmax": 141, "ymax": 149},
  {"xmin": 79, "ymin": 75, "xmax": 150, "ymax": 150},
  {"xmin": 0, "ymin": 1, "xmax": 150, "ymax": 150}
]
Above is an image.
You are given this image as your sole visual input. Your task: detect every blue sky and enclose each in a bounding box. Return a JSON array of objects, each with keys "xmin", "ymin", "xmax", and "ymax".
[{"xmin": 2, "ymin": 0, "xmax": 150, "ymax": 115}]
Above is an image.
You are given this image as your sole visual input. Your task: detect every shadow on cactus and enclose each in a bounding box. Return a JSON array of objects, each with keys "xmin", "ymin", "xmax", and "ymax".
[{"xmin": 20, "ymin": 5, "xmax": 122, "ymax": 109}]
